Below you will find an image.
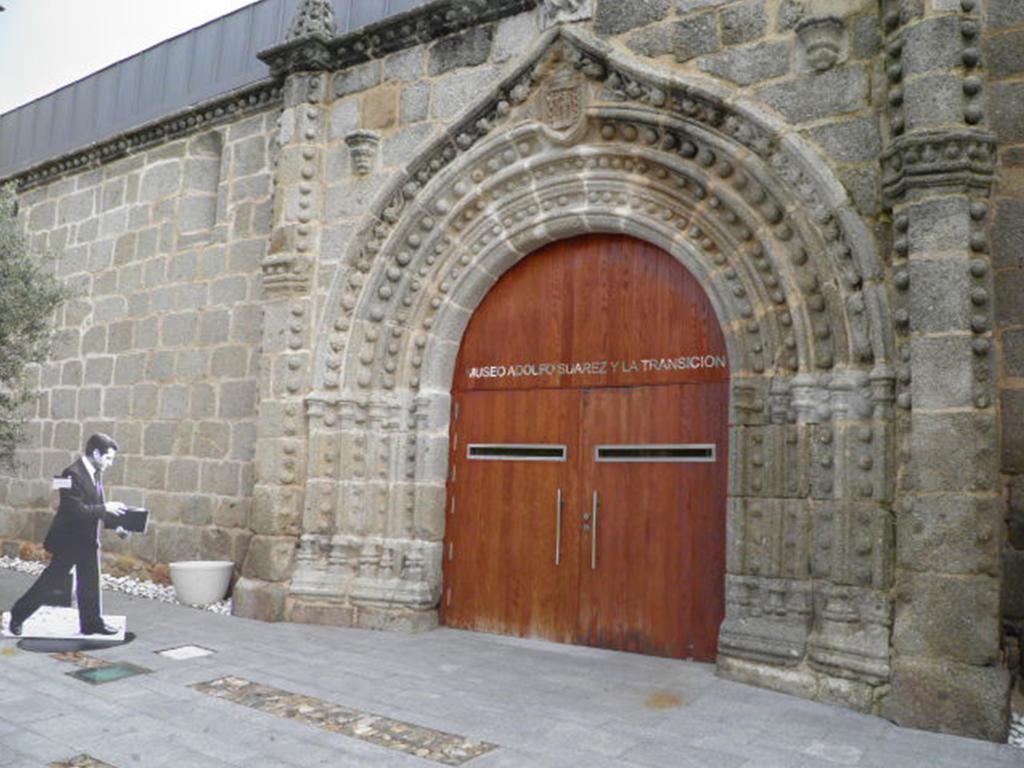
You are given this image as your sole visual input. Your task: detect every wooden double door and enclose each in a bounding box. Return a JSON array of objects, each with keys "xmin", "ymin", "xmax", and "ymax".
[{"xmin": 441, "ymin": 234, "xmax": 728, "ymax": 661}]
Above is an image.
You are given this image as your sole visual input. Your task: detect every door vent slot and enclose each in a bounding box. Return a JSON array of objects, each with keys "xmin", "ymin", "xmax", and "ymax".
[
  {"xmin": 595, "ymin": 444, "xmax": 716, "ymax": 462},
  {"xmin": 467, "ymin": 444, "xmax": 567, "ymax": 461}
]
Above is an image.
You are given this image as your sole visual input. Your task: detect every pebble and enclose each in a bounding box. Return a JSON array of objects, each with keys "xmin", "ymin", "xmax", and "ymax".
[{"xmin": 0, "ymin": 555, "xmax": 232, "ymax": 615}]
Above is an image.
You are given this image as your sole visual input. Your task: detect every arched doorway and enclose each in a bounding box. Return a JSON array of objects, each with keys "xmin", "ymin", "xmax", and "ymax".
[{"xmin": 441, "ymin": 233, "xmax": 729, "ymax": 661}]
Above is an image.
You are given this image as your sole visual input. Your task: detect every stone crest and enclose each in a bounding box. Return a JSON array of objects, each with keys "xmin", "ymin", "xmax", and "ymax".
[{"xmin": 542, "ymin": 64, "xmax": 584, "ymax": 130}]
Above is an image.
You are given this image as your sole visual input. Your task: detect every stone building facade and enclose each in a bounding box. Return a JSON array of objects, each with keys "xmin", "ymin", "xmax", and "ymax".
[{"xmin": 1, "ymin": 0, "xmax": 1021, "ymax": 742}]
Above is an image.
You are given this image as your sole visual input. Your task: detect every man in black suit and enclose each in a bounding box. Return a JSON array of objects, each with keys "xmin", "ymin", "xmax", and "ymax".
[{"xmin": 8, "ymin": 433, "xmax": 126, "ymax": 636}]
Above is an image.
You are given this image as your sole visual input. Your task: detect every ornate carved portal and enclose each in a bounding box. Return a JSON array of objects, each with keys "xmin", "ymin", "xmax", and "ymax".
[{"xmin": 292, "ymin": 32, "xmax": 898, "ymax": 709}]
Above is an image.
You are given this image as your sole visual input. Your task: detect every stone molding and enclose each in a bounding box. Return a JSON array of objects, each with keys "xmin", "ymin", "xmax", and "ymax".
[
  {"xmin": 259, "ymin": 0, "xmax": 539, "ymax": 77},
  {"xmin": 881, "ymin": 129, "xmax": 997, "ymax": 204},
  {"xmin": 4, "ymin": 80, "xmax": 283, "ymax": 192},
  {"xmin": 286, "ymin": 0, "xmax": 337, "ymax": 41}
]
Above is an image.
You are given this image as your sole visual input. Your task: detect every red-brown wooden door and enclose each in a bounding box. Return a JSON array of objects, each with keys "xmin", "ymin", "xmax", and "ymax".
[{"xmin": 442, "ymin": 234, "xmax": 728, "ymax": 660}]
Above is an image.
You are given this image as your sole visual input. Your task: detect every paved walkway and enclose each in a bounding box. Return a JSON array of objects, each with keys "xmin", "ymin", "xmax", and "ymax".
[{"xmin": 0, "ymin": 570, "xmax": 1020, "ymax": 768}]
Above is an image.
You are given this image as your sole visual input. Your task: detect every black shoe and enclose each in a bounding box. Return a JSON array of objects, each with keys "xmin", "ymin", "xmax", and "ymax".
[
  {"xmin": 9, "ymin": 618, "xmax": 23, "ymax": 636},
  {"xmin": 80, "ymin": 623, "xmax": 118, "ymax": 636}
]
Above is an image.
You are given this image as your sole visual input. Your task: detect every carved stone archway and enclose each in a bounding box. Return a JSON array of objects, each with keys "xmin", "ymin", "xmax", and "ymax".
[{"xmin": 296, "ymin": 30, "xmax": 897, "ymax": 709}]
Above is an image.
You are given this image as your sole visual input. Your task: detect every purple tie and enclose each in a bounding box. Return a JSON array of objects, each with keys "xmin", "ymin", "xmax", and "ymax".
[{"xmin": 95, "ymin": 473, "xmax": 104, "ymax": 544}]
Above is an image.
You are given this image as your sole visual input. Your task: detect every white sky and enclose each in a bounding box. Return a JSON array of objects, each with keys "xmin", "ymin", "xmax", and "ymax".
[{"xmin": 0, "ymin": 0, "xmax": 260, "ymax": 114}]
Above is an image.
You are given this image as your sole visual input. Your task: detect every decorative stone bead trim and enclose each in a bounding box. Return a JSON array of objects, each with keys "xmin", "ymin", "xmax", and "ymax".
[
  {"xmin": 193, "ymin": 676, "xmax": 498, "ymax": 765},
  {"xmin": 287, "ymin": 0, "xmax": 337, "ymax": 42},
  {"xmin": 881, "ymin": 129, "xmax": 997, "ymax": 204},
  {"xmin": 5, "ymin": 81, "xmax": 283, "ymax": 192},
  {"xmin": 259, "ymin": 0, "xmax": 538, "ymax": 78}
]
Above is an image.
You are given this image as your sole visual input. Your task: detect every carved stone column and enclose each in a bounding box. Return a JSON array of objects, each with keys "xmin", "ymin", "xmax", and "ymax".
[
  {"xmin": 877, "ymin": 0, "xmax": 1009, "ymax": 741},
  {"xmin": 233, "ymin": 0, "xmax": 335, "ymax": 620}
]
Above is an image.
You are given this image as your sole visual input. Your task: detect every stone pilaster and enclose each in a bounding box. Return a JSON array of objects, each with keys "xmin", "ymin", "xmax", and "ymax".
[
  {"xmin": 877, "ymin": 0, "xmax": 1009, "ymax": 741},
  {"xmin": 235, "ymin": 19, "xmax": 333, "ymax": 619}
]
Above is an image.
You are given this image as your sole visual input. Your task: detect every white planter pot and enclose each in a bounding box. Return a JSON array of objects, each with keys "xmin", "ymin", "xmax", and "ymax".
[{"xmin": 169, "ymin": 560, "xmax": 234, "ymax": 606}]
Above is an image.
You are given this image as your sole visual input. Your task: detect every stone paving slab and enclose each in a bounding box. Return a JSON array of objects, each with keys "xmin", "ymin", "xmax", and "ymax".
[{"xmin": 1, "ymin": 570, "xmax": 1021, "ymax": 768}]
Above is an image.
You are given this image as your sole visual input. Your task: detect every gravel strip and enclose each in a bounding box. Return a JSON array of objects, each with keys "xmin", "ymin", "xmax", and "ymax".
[{"xmin": 0, "ymin": 555, "xmax": 231, "ymax": 615}]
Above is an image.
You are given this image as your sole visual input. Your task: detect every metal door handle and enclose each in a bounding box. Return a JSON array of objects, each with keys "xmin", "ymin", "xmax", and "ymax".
[
  {"xmin": 555, "ymin": 487, "xmax": 563, "ymax": 566},
  {"xmin": 591, "ymin": 490, "xmax": 599, "ymax": 570}
]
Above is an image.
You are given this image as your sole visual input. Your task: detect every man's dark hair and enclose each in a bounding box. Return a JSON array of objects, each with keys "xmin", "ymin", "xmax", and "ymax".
[{"xmin": 84, "ymin": 433, "xmax": 118, "ymax": 456}]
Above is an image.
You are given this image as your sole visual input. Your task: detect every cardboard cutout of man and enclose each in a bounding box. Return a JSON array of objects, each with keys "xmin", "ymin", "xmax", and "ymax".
[{"xmin": 8, "ymin": 433, "xmax": 126, "ymax": 636}]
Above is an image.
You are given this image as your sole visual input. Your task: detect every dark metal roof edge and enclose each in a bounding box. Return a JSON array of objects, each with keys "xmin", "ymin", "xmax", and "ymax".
[
  {"xmin": 4, "ymin": 79, "xmax": 284, "ymax": 192},
  {"xmin": 5, "ymin": 0, "xmax": 541, "ymax": 191}
]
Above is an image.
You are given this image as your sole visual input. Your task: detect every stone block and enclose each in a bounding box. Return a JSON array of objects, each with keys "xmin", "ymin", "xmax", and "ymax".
[
  {"xmin": 839, "ymin": 167, "xmax": 880, "ymax": 217},
  {"xmin": 58, "ymin": 190, "xmax": 94, "ymax": 224},
  {"xmin": 400, "ymin": 81, "xmax": 431, "ymax": 124},
  {"xmin": 428, "ymin": 24, "xmax": 491, "ymax": 74},
  {"xmin": 985, "ymin": 29, "xmax": 1024, "ymax": 79},
  {"xmin": 184, "ymin": 157, "xmax": 220, "ymax": 192},
  {"xmin": 850, "ymin": 14, "xmax": 879, "ymax": 60},
  {"xmin": 53, "ymin": 421, "xmax": 82, "ymax": 452},
  {"xmin": 1001, "ymin": 389, "xmax": 1024, "ymax": 473},
  {"xmin": 168, "ymin": 458, "xmax": 199, "ymax": 492},
  {"xmin": 49, "ymin": 389, "xmax": 76, "ymax": 420},
  {"xmin": 200, "ymin": 460, "xmax": 241, "ymax": 496},
  {"xmin": 232, "ymin": 577, "xmax": 288, "ymax": 620},
  {"xmin": 596, "ymin": 0, "xmax": 670, "ymax": 35},
  {"xmin": 901, "ymin": 16, "xmax": 962, "ymax": 75},
  {"xmin": 138, "ymin": 161, "xmax": 182, "ymax": 202},
  {"xmin": 361, "ymin": 85, "xmax": 399, "ymax": 131},
  {"xmin": 1003, "ymin": 329, "xmax": 1024, "ymax": 379},
  {"xmin": 908, "ymin": 260, "xmax": 972, "ymax": 333},
  {"xmin": 328, "ymin": 98, "xmax": 360, "ymax": 140},
  {"xmin": 757, "ymin": 65, "xmax": 867, "ymax": 124},
  {"xmin": 993, "ymin": 197, "xmax": 1024, "ymax": 270},
  {"xmin": 250, "ymin": 486, "xmax": 301, "ymax": 536},
  {"xmin": 911, "ymin": 411, "xmax": 996, "ymax": 493},
  {"xmin": 242, "ymin": 535, "xmax": 296, "ymax": 582},
  {"xmin": 720, "ymin": 0, "xmax": 766, "ymax": 45},
  {"xmin": 897, "ymin": 494, "xmax": 1000, "ymax": 576},
  {"xmin": 892, "ymin": 572, "xmax": 1000, "ymax": 665},
  {"xmin": 673, "ymin": 14, "xmax": 720, "ymax": 62},
  {"xmin": 195, "ymin": 421, "xmax": 231, "ymax": 459},
  {"xmin": 29, "ymin": 200, "xmax": 56, "ymax": 231},
  {"xmin": 130, "ymin": 383, "xmax": 158, "ymax": 419},
  {"xmin": 995, "ymin": 269, "xmax": 1024, "ymax": 330},
  {"xmin": 698, "ymin": 41, "xmax": 790, "ymax": 86},
  {"xmin": 160, "ymin": 312, "xmax": 198, "ymax": 346},
  {"xmin": 155, "ymin": 523, "xmax": 202, "ymax": 563},
  {"xmin": 902, "ymin": 74, "xmax": 964, "ymax": 131},
  {"xmin": 84, "ymin": 357, "xmax": 114, "ymax": 387},
  {"xmin": 883, "ymin": 656, "xmax": 1010, "ymax": 742},
  {"xmin": 213, "ymin": 497, "xmax": 250, "ymax": 529},
  {"xmin": 905, "ymin": 196, "xmax": 969, "ymax": 255},
  {"xmin": 232, "ymin": 135, "xmax": 267, "ymax": 178},
  {"xmin": 178, "ymin": 195, "xmax": 216, "ymax": 233},
  {"xmin": 909, "ymin": 336, "xmax": 974, "ymax": 409},
  {"xmin": 334, "ymin": 61, "xmax": 380, "ymax": 98},
  {"xmin": 382, "ymin": 124, "xmax": 435, "ymax": 167},
  {"xmin": 990, "ymin": 0, "xmax": 1024, "ymax": 29},
  {"xmin": 218, "ymin": 380, "xmax": 258, "ymax": 419},
  {"xmin": 988, "ymin": 82, "xmax": 1024, "ymax": 142},
  {"xmin": 803, "ymin": 117, "xmax": 881, "ymax": 164},
  {"xmin": 492, "ymin": 12, "xmax": 536, "ymax": 63},
  {"xmin": 188, "ymin": 383, "xmax": 215, "ymax": 420},
  {"xmin": 231, "ymin": 422, "xmax": 258, "ymax": 461},
  {"xmin": 202, "ymin": 528, "xmax": 250, "ymax": 564},
  {"xmin": 102, "ymin": 387, "xmax": 131, "ymax": 419},
  {"xmin": 126, "ymin": 456, "xmax": 168, "ymax": 491},
  {"xmin": 429, "ymin": 67, "xmax": 500, "ymax": 120},
  {"xmin": 77, "ymin": 388, "xmax": 102, "ymax": 418},
  {"xmin": 383, "ymin": 46, "xmax": 426, "ymax": 82}
]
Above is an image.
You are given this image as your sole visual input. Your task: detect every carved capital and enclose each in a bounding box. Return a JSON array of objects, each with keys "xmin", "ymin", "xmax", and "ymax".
[
  {"xmin": 882, "ymin": 129, "xmax": 997, "ymax": 204},
  {"xmin": 261, "ymin": 253, "xmax": 313, "ymax": 297},
  {"xmin": 541, "ymin": 0, "xmax": 593, "ymax": 29}
]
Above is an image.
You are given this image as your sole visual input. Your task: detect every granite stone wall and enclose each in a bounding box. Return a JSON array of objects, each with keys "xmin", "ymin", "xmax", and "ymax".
[
  {"xmin": 0, "ymin": 0, "xmax": 1017, "ymax": 742},
  {"xmin": 0, "ymin": 113, "xmax": 277, "ymax": 577}
]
